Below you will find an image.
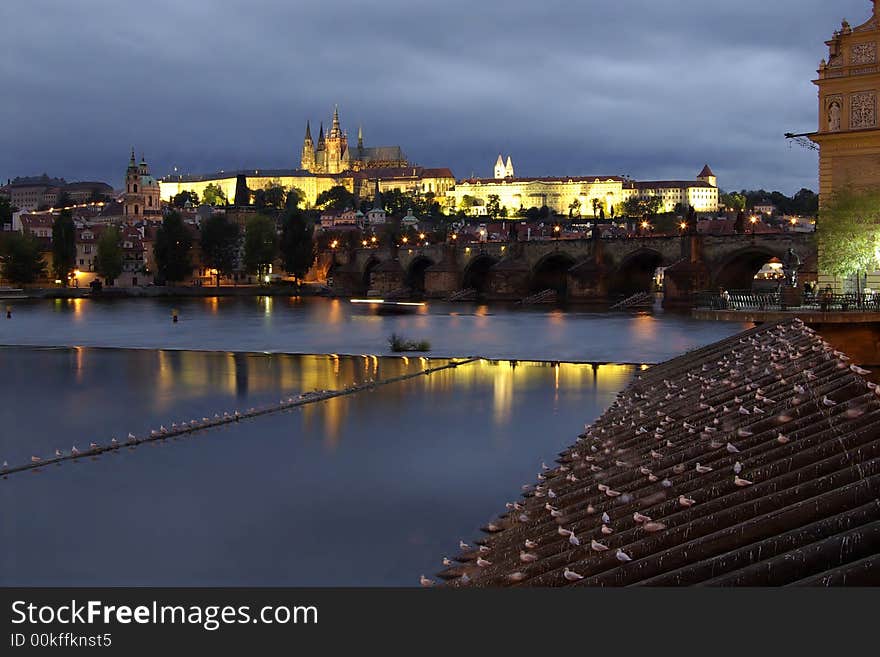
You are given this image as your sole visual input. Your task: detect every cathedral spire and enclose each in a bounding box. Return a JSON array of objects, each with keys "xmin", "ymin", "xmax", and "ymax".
[
  {"xmin": 317, "ymin": 122, "xmax": 325, "ymax": 150},
  {"xmin": 304, "ymin": 120, "xmax": 313, "ymax": 142},
  {"xmin": 357, "ymin": 124, "xmax": 363, "ymax": 150},
  {"xmin": 330, "ymin": 105, "xmax": 342, "ymax": 138}
]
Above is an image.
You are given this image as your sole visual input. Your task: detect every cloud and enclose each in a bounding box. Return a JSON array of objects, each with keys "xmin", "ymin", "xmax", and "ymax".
[{"xmin": 0, "ymin": 0, "xmax": 866, "ymax": 193}]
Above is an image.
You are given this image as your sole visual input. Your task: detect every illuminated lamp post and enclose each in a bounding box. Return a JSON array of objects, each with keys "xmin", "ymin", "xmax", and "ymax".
[{"xmin": 750, "ymin": 216, "xmax": 758, "ymax": 236}]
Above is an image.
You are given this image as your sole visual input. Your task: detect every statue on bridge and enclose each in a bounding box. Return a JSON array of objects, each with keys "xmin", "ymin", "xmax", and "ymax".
[{"xmin": 782, "ymin": 248, "xmax": 801, "ymax": 288}]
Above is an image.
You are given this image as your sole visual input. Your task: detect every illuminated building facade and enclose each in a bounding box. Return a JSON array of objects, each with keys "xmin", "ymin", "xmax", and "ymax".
[
  {"xmin": 448, "ymin": 161, "xmax": 719, "ymax": 216},
  {"xmin": 810, "ymin": 2, "xmax": 880, "ymax": 198},
  {"xmin": 300, "ymin": 106, "xmax": 408, "ymax": 174}
]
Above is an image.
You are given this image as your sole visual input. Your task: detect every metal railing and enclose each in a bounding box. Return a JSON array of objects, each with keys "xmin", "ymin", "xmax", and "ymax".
[{"xmin": 695, "ymin": 290, "xmax": 880, "ymax": 312}]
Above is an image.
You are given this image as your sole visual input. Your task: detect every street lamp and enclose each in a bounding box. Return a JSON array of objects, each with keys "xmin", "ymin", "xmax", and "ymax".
[
  {"xmin": 749, "ymin": 216, "xmax": 758, "ymax": 235},
  {"xmin": 402, "ymin": 236, "xmax": 409, "ymax": 245}
]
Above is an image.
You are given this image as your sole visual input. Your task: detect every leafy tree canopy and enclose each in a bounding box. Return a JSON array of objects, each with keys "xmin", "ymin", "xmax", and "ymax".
[
  {"xmin": 0, "ymin": 232, "xmax": 46, "ymax": 285},
  {"xmin": 154, "ymin": 211, "xmax": 193, "ymax": 284},
  {"xmin": 51, "ymin": 209, "xmax": 76, "ymax": 284},
  {"xmin": 280, "ymin": 209, "xmax": 315, "ymax": 285},
  {"xmin": 818, "ymin": 189, "xmax": 880, "ymax": 281},
  {"xmin": 200, "ymin": 214, "xmax": 240, "ymax": 286},
  {"xmin": 202, "ymin": 183, "xmax": 227, "ymax": 207},
  {"xmin": 95, "ymin": 226, "xmax": 124, "ymax": 283},
  {"xmin": 315, "ymin": 185, "xmax": 355, "ymax": 211},
  {"xmin": 171, "ymin": 190, "xmax": 199, "ymax": 208},
  {"xmin": 243, "ymin": 214, "xmax": 278, "ymax": 279}
]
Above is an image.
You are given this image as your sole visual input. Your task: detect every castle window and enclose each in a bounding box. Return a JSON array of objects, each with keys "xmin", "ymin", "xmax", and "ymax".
[
  {"xmin": 134, "ymin": 184, "xmax": 138, "ymax": 193},
  {"xmin": 134, "ymin": 205, "xmax": 139, "ymax": 215}
]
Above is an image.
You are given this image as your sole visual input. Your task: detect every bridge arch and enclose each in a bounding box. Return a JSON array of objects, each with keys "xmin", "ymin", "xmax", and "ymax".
[
  {"xmin": 405, "ymin": 255, "xmax": 435, "ymax": 296},
  {"xmin": 609, "ymin": 248, "xmax": 665, "ymax": 297},
  {"xmin": 531, "ymin": 251, "xmax": 577, "ymax": 295},
  {"xmin": 462, "ymin": 254, "xmax": 499, "ymax": 294},
  {"xmin": 712, "ymin": 246, "xmax": 785, "ymax": 291},
  {"xmin": 361, "ymin": 256, "xmax": 382, "ymax": 294}
]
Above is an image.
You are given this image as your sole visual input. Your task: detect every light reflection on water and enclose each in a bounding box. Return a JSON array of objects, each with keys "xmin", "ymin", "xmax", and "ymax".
[
  {"xmin": 0, "ymin": 346, "xmax": 637, "ymax": 586},
  {"xmin": 1, "ymin": 296, "xmax": 747, "ymax": 363}
]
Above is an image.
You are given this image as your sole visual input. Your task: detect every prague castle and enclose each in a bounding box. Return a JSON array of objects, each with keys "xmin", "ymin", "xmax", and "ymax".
[
  {"xmin": 300, "ymin": 106, "xmax": 408, "ymax": 174},
  {"xmin": 448, "ymin": 157, "xmax": 719, "ymax": 217}
]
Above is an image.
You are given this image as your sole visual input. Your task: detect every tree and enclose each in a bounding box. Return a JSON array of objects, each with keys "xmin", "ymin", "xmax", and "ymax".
[
  {"xmin": 51, "ymin": 209, "xmax": 76, "ymax": 285},
  {"xmin": 0, "ymin": 196, "xmax": 16, "ymax": 226},
  {"xmin": 55, "ymin": 191, "xmax": 72, "ymax": 209},
  {"xmin": 286, "ymin": 187, "xmax": 305, "ymax": 209},
  {"xmin": 200, "ymin": 214, "xmax": 240, "ymax": 286},
  {"xmin": 568, "ymin": 199, "xmax": 581, "ymax": 218},
  {"xmin": 254, "ymin": 182, "xmax": 286, "ymax": 210},
  {"xmin": 243, "ymin": 214, "xmax": 278, "ymax": 282},
  {"xmin": 202, "ymin": 183, "xmax": 227, "ymax": 206},
  {"xmin": 94, "ymin": 226, "xmax": 124, "ymax": 284},
  {"xmin": 0, "ymin": 232, "xmax": 46, "ymax": 285},
  {"xmin": 280, "ymin": 209, "xmax": 315, "ymax": 287},
  {"xmin": 818, "ymin": 189, "xmax": 880, "ymax": 293},
  {"xmin": 154, "ymin": 211, "xmax": 193, "ymax": 284},
  {"xmin": 721, "ymin": 192, "xmax": 747, "ymax": 212},
  {"xmin": 315, "ymin": 185, "xmax": 355, "ymax": 211},
  {"xmin": 486, "ymin": 194, "xmax": 502, "ymax": 220},
  {"xmin": 171, "ymin": 190, "xmax": 199, "ymax": 208}
]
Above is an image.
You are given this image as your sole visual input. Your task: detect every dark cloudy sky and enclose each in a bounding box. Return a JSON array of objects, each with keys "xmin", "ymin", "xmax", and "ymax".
[{"xmin": 0, "ymin": 0, "xmax": 871, "ymax": 193}]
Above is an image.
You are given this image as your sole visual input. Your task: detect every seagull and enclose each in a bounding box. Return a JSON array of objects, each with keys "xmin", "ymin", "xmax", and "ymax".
[
  {"xmin": 563, "ymin": 567, "xmax": 584, "ymax": 581},
  {"xmin": 459, "ymin": 540, "xmax": 470, "ymax": 550},
  {"xmin": 128, "ymin": 432, "xmax": 136, "ymax": 441},
  {"xmin": 442, "ymin": 557, "xmax": 453, "ymax": 567},
  {"xmin": 851, "ymin": 364, "xmax": 871, "ymax": 376},
  {"xmin": 606, "ymin": 488, "xmax": 622, "ymax": 497},
  {"xmin": 476, "ymin": 557, "xmax": 492, "ymax": 567},
  {"xmin": 726, "ymin": 442, "xmax": 740, "ymax": 454},
  {"xmin": 644, "ymin": 522, "xmax": 667, "ymax": 532},
  {"xmin": 55, "ymin": 449, "xmax": 63, "ymax": 457},
  {"xmin": 569, "ymin": 533, "xmax": 581, "ymax": 547},
  {"xmin": 661, "ymin": 478, "xmax": 673, "ymax": 488},
  {"xmin": 734, "ymin": 461, "xmax": 743, "ymax": 474},
  {"xmin": 420, "ymin": 575, "xmax": 435, "ymax": 587},
  {"xmin": 633, "ymin": 512, "xmax": 652, "ymax": 523},
  {"xmin": 547, "ymin": 489, "xmax": 557, "ymax": 499},
  {"xmin": 111, "ymin": 438, "xmax": 118, "ymax": 446},
  {"xmin": 89, "ymin": 442, "xmax": 99, "ymax": 450},
  {"xmin": 777, "ymin": 434, "xmax": 790, "ymax": 444},
  {"xmin": 601, "ymin": 511, "xmax": 611, "ymax": 524},
  {"xmin": 71, "ymin": 446, "xmax": 79, "ymax": 455},
  {"xmin": 678, "ymin": 495, "xmax": 696, "ymax": 507},
  {"xmin": 822, "ymin": 396, "xmax": 837, "ymax": 407},
  {"xmin": 508, "ymin": 572, "xmax": 527, "ymax": 582},
  {"xmin": 557, "ymin": 526, "xmax": 573, "ymax": 537},
  {"xmin": 739, "ymin": 406, "xmax": 751, "ymax": 415},
  {"xmin": 525, "ymin": 539, "xmax": 538, "ymax": 549},
  {"xmin": 616, "ymin": 549, "xmax": 633, "ymax": 563},
  {"xmin": 737, "ymin": 428, "xmax": 753, "ymax": 438},
  {"xmin": 591, "ymin": 539, "xmax": 609, "ymax": 552},
  {"xmin": 479, "ymin": 545, "xmax": 491, "ymax": 553},
  {"xmin": 31, "ymin": 455, "xmax": 42, "ymax": 463},
  {"xmin": 734, "ymin": 475, "xmax": 754, "ymax": 487},
  {"xmin": 520, "ymin": 551, "xmax": 538, "ymax": 563},
  {"xmin": 695, "ymin": 463, "xmax": 713, "ymax": 474}
]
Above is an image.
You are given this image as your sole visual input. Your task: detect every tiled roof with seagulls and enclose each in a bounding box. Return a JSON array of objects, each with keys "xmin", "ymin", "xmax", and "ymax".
[{"xmin": 433, "ymin": 319, "xmax": 880, "ymax": 587}]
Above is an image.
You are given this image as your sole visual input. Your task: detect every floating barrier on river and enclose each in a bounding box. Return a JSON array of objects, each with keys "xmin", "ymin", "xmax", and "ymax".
[
  {"xmin": 1, "ymin": 358, "xmax": 477, "ymax": 478},
  {"xmin": 431, "ymin": 319, "xmax": 880, "ymax": 587}
]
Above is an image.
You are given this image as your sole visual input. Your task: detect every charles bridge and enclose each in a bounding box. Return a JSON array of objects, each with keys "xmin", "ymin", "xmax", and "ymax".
[{"xmin": 328, "ymin": 232, "xmax": 817, "ymax": 307}]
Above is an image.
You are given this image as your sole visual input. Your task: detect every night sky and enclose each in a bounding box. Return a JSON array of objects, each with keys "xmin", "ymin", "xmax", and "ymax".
[{"xmin": 0, "ymin": 0, "xmax": 871, "ymax": 193}]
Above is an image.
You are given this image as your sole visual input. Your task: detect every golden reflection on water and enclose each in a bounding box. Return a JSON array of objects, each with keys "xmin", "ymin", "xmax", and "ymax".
[{"xmin": 119, "ymin": 350, "xmax": 639, "ymax": 447}]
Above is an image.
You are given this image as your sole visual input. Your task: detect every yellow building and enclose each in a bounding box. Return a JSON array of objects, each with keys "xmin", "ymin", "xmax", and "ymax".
[
  {"xmin": 447, "ymin": 159, "xmax": 718, "ymax": 216},
  {"xmin": 160, "ymin": 169, "xmax": 352, "ymax": 209},
  {"xmin": 809, "ymin": 2, "xmax": 880, "ymax": 291}
]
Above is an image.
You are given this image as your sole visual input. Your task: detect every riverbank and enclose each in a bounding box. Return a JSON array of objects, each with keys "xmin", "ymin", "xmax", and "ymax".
[{"xmin": 2, "ymin": 282, "xmax": 331, "ymax": 300}]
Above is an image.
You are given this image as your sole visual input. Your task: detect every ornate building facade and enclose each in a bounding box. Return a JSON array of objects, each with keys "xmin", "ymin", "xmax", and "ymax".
[
  {"xmin": 123, "ymin": 149, "xmax": 161, "ymax": 220},
  {"xmin": 810, "ymin": 2, "xmax": 880, "ymax": 198},
  {"xmin": 299, "ymin": 106, "xmax": 408, "ymax": 174}
]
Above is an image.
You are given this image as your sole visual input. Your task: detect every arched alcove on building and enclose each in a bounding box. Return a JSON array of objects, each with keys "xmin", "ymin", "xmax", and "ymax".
[
  {"xmin": 609, "ymin": 249, "xmax": 664, "ymax": 297},
  {"xmin": 462, "ymin": 255, "xmax": 499, "ymax": 294},
  {"xmin": 531, "ymin": 252, "xmax": 577, "ymax": 295},
  {"xmin": 361, "ymin": 257, "xmax": 382, "ymax": 294},
  {"xmin": 713, "ymin": 247, "xmax": 783, "ymax": 291},
  {"xmin": 405, "ymin": 256, "xmax": 435, "ymax": 296}
]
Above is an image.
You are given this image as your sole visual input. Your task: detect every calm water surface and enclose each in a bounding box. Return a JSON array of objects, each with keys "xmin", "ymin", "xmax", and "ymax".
[
  {"xmin": 1, "ymin": 347, "xmax": 635, "ymax": 585},
  {"xmin": 0, "ymin": 296, "xmax": 747, "ymax": 362}
]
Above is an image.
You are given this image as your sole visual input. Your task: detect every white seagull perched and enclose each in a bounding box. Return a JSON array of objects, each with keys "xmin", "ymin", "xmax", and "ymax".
[
  {"xmin": 601, "ymin": 511, "xmax": 611, "ymax": 524},
  {"xmin": 569, "ymin": 533, "xmax": 580, "ymax": 547},
  {"xmin": 476, "ymin": 557, "xmax": 492, "ymax": 567},
  {"xmin": 678, "ymin": 495, "xmax": 696, "ymax": 507},
  {"xmin": 508, "ymin": 572, "xmax": 526, "ymax": 582},
  {"xmin": 616, "ymin": 549, "xmax": 633, "ymax": 563},
  {"xmin": 459, "ymin": 540, "xmax": 470, "ymax": 550},
  {"xmin": 822, "ymin": 396, "xmax": 837, "ymax": 407},
  {"xmin": 695, "ymin": 463, "xmax": 713, "ymax": 474},
  {"xmin": 726, "ymin": 442, "xmax": 740, "ymax": 454},
  {"xmin": 591, "ymin": 539, "xmax": 609, "ymax": 552},
  {"xmin": 442, "ymin": 557, "xmax": 453, "ymax": 567},
  {"xmin": 420, "ymin": 575, "xmax": 435, "ymax": 587},
  {"xmin": 633, "ymin": 512, "xmax": 652, "ymax": 523},
  {"xmin": 563, "ymin": 567, "xmax": 584, "ymax": 581},
  {"xmin": 525, "ymin": 539, "xmax": 538, "ymax": 549},
  {"xmin": 55, "ymin": 449, "xmax": 63, "ymax": 457},
  {"xmin": 71, "ymin": 446, "xmax": 79, "ymax": 455},
  {"xmin": 777, "ymin": 434, "xmax": 790, "ymax": 444},
  {"xmin": 734, "ymin": 461, "xmax": 743, "ymax": 474},
  {"xmin": 31, "ymin": 456, "xmax": 41, "ymax": 463},
  {"xmin": 557, "ymin": 526, "xmax": 573, "ymax": 537},
  {"xmin": 734, "ymin": 475, "xmax": 754, "ymax": 487},
  {"xmin": 128, "ymin": 433, "xmax": 136, "ymax": 441},
  {"xmin": 520, "ymin": 551, "xmax": 538, "ymax": 563}
]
